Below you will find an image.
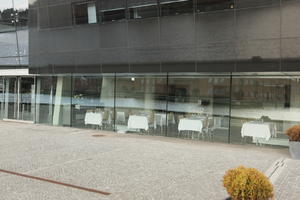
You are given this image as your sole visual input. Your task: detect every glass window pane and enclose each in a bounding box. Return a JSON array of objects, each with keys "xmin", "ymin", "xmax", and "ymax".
[
  {"xmin": 196, "ymin": 0, "xmax": 234, "ymax": 13},
  {"xmin": 73, "ymin": 2, "xmax": 97, "ymax": 25},
  {"xmin": 4, "ymin": 77, "xmax": 18, "ymax": 120},
  {"xmin": 0, "ymin": 0, "xmax": 15, "ymax": 32},
  {"xmin": 281, "ymin": 0, "xmax": 300, "ymax": 71},
  {"xmin": 230, "ymin": 73, "xmax": 294, "ymax": 147},
  {"xmin": 100, "ymin": 0, "xmax": 126, "ymax": 22},
  {"xmin": 128, "ymin": 0, "xmax": 157, "ymax": 7},
  {"xmin": 74, "ymin": 3, "xmax": 88, "ymax": 25},
  {"xmin": 0, "ymin": 0, "xmax": 18, "ymax": 59},
  {"xmin": 19, "ymin": 77, "xmax": 35, "ymax": 121},
  {"xmin": 71, "ymin": 75, "xmax": 115, "ymax": 131},
  {"xmin": 100, "ymin": 9, "xmax": 126, "ymax": 22},
  {"xmin": 129, "ymin": 4, "xmax": 158, "ymax": 19},
  {"xmin": 0, "ymin": 31, "xmax": 19, "ymax": 57},
  {"xmin": 14, "ymin": 0, "xmax": 28, "ymax": 28},
  {"xmin": 235, "ymin": 0, "xmax": 280, "ymax": 9},
  {"xmin": 167, "ymin": 73, "xmax": 230, "ymax": 142},
  {"xmin": 0, "ymin": 77, "xmax": 4, "ymax": 119},
  {"xmin": 87, "ymin": 3, "xmax": 97, "ymax": 24},
  {"xmin": 115, "ymin": 74, "xmax": 168, "ymax": 135},
  {"xmin": 36, "ymin": 76, "xmax": 56, "ymax": 125},
  {"xmin": 161, "ymin": 0, "xmax": 193, "ymax": 16}
]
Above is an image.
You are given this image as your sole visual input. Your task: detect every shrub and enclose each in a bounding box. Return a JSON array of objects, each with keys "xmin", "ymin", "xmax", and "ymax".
[
  {"xmin": 286, "ymin": 125, "xmax": 300, "ymax": 142},
  {"xmin": 223, "ymin": 166, "xmax": 274, "ymax": 200}
]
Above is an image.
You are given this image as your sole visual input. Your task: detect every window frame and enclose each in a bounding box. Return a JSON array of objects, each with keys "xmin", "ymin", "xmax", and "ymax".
[
  {"xmin": 72, "ymin": 1, "xmax": 98, "ymax": 26},
  {"xmin": 195, "ymin": 0, "xmax": 234, "ymax": 13},
  {"xmin": 128, "ymin": 3, "xmax": 159, "ymax": 20},
  {"xmin": 160, "ymin": 0, "xmax": 195, "ymax": 17},
  {"xmin": 99, "ymin": 7, "xmax": 127, "ymax": 23}
]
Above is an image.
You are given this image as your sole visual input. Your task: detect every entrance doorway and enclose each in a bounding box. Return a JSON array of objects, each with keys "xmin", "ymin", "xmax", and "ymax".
[{"xmin": 4, "ymin": 77, "xmax": 35, "ymax": 122}]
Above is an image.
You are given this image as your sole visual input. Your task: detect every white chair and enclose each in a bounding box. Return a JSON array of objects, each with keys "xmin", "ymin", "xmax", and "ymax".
[
  {"xmin": 102, "ymin": 110, "xmax": 113, "ymax": 129},
  {"xmin": 154, "ymin": 114, "xmax": 164, "ymax": 134},
  {"xmin": 202, "ymin": 117, "xmax": 214, "ymax": 141},
  {"xmin": 116, "ymin": 111, "xmax": 126, "ymax": 125}
]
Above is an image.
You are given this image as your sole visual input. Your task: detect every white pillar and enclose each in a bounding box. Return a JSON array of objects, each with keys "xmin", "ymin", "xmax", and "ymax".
[
  {"xmin": 35, "ymin": 78, "xmax": 41, "ymax": 123},
  {"xmin": 53, "ymin": 77, "xmax": 64, "ymax": 125}
]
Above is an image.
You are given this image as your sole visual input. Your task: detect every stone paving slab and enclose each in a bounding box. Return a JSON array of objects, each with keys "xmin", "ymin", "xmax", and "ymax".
[
  {"xmin": 0, "ymin": 121, "xmax": 292, "ymax": 200},
  {"xmin": 274, "ymin": 159, "xmax": 300, "ymax": 200}
]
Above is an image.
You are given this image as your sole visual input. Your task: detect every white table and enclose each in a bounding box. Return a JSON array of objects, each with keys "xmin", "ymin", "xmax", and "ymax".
[
  {"xmin": 178, "ymin": 118, "xmax": 203, "ymax": 132},
  {"xmin": 241, "ymin": 122, "xmax": 272, "ymax": 141},
  {"xmin": 128, "ymin": 115, "xmax": 149, "ymax": 131},
  {"xmin": 84, "ymin": 112, "xmax": 103, "ymax": 126}
]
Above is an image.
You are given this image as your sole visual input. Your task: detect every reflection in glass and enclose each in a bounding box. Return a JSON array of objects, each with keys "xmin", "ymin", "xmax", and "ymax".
[
  {"xmin": 4, "ymin": 77, "xmax": 18, "ymax": 120},
  {"xmin": 73, "ymin": 2, "xmax": 97, "ymax": 25},
  {"xmin": 15, "ymin": 0, "xmax": 28, "ymax": 29},
  {"xmin": 100, "ymin": 9, "xmax": 126, "ymax": 22},
  {"xmin": 36, "ymin": 76, "xmax": 56, "ymax": 124},
  {"xmin": 0, "ymin": 77, "xmax": 4, "ymax": 119},
  {"xmin": 0, "ymin": 0, "xmax": 15, "ymax": 33},
  {"xmin": 161, "ymin": 0, "xmax": 193, "ymax": 16},
  {"xmin": 3, "ymin": 77, "xmax": 35, "ymax": 121},
  {"xmin": 19, "ymin": 77, "xmax": 35, "ymax": 121},
  {"xmin": 129, "ymin": 4, "xmax": 158, "ymax": 19},
  {"xmin": 167, "ymin": 74, "xmax": 230, "ymax": 142},
  {"xmin": 100, "ymin": 0, "xmax": 127, "ymax": 23},
  {"xmin": 230, "ymin": 74, "xmax": 295, "ymax": 147},
  {"xmin": 196, "ymin": 0, "xmax": 234, "ymax": 13},
  {"xmin": 115, "ymin": 74, "xmax": 167, "ymax": 135},
  {"xmin": 71, "ymin": 75, "xmax": 114, "ymax": 130}
]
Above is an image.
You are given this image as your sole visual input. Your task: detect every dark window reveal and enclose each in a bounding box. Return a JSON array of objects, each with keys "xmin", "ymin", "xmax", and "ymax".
[
  {"xmin": 161, "ymin": 0, "xmax": 194, "ymax": 17},
  {"xmin": 73, "ymin": 2, "xmax": 97, "ymax": 25},
  {"xmin": 196, "ymin": 0, "xmax": 234, "ymax": 13},
  {"xmin": 100, "ymin": 9, "xmax": 126, "ymax": 22},
  {"xmin": 129, "ymin": 4, "xmax": 158, "ymax": 19}
]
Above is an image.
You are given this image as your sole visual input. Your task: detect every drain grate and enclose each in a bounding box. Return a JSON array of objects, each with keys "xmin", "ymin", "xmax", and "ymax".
[{"xmin": 92, "ymin": 134, "xmax": 106, "ymax": 137}]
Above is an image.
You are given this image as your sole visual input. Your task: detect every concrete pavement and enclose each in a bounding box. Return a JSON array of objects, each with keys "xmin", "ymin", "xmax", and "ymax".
[{"xmin": 0, "ymin": 121, "xmax": 296, "ymax": 200}]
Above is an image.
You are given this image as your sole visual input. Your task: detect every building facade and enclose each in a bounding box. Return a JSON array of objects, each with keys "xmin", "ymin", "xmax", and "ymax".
[{"xmin": 1, "ymin": 0, "xmax": 300, "ymax": 147}]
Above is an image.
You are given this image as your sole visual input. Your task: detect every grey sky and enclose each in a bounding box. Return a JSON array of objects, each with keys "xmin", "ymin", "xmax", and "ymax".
[{"xmin": 0, "ymin": 0, "xmax": 28, "ymax": 11}]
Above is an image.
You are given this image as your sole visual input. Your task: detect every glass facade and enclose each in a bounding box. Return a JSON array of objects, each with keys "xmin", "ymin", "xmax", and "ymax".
[
  {"xmin": 0, "ymin": 0, "xmax": 28, "ymax": 66},
  {"xmin": 2, "ymin": 76, "xmax": 35, "ymax": 121},
  {"xmin": 1, "ymin": 72, "xmax": 300, "ymax": 148},
  {"xmin": 1, "ymin": 0, "xmax": 300, "ymax": 149},
  {"xmin": 0, "ymin": 77, "xmax": 5, "ymax": 119},
  {"xmin": 115, "ymin": 74, "xmax": 167, "ymax": 134},
  {"xmin": 35, "ymin": 76, "xmax": 56, "ymax": 124},
  {"xmin": 71, "ymin": 75, "xmax": 114, "ymax": 130},
  {"xmin": 167, "ymin": 74, "xmax": 230, "ymax": 142}
]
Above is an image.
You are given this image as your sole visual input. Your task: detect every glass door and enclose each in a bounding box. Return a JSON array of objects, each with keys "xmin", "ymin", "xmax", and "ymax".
[
  {"xmin": 4, "ymin": 77, "xmax": 18, "ymax": 120},
  {"xmin": 19, "ymin": 77, "xmax": 35, "ymax": 121},
  {"xmin": 0, "ymin": 77, "xmax": 5, "ymax": 119},
  {"xmin": 4, "ymin": 77, "xmax": 35, "ymax": 121}
]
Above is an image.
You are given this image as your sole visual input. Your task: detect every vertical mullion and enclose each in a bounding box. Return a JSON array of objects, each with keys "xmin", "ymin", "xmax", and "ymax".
[
  {"xmin": 113, "ymin": 73, "xmax": 117, "ymax": 132},
  {"xmin": 228, "ymin": 72, "xmax": 233, "ymax": 144},
  {"xmin": 165, "ymin": 72, "xmax": 169, "ymax": 137}
]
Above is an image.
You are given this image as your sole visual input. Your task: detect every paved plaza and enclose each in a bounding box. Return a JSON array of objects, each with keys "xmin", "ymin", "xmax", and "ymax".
[{"xmin": 0, "ymin": 121, "xmax": 298, "ymax": 200}]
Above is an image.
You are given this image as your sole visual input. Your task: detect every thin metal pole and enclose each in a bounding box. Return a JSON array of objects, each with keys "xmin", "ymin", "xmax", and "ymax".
[
  {"xmin": 165, "ymin": 72, "xmax": 169, "ymax": 137},
  {"xmin": 228, "ymin": 73, "xmax": 233, "ymax": 144},
  {"xmin": 113, "ymin": 73, "xmax": 117, "ymax": 132}
]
